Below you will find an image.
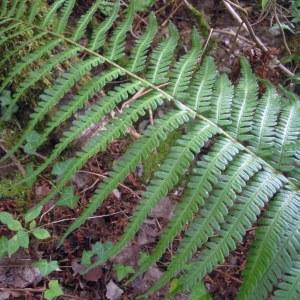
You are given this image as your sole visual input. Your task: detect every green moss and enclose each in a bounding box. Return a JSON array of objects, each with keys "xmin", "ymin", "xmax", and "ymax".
[
  {"xmin": 184, "ymin": 1, "xmax": 210, "ymax": 37},
  {"xmin": 0, "ymin": 174, "xmax": 28, "ymax": 208}
]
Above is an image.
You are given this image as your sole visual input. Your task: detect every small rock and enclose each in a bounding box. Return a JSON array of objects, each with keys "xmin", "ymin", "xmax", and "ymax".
[
  {"xmin": 112, "ymin": 188, "xmax": 121, "ymax": 200},
  {"xmin": 106, "ymin": 280, "xmax": 123, "ymax": 300},
  {"xmin": 151, "ymin": 197, "xmax": 175, "ymax": 221}
]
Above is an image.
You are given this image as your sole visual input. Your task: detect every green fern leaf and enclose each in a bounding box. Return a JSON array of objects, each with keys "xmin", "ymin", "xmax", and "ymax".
[
  {"xmin": 229, "ymin": 57, "xmax": 258, "ymax": 141},
  {"xmin": 89, "ymin": 0, "xmax": 120, "ymax": 51}
]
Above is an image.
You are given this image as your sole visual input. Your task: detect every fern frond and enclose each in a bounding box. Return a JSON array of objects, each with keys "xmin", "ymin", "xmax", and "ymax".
[
  {"xmin": 28, "ymin": 0, "xmax": 42, "ymax": 23},
  {"xmin": 181, "ymin": 171, "xmax": 283, "ymax": 290},
  {"xmin": 1, "ymin": 3, "xmax": 300, "ymax": 299},
  {"xmin": 61, "ymin": 109, "xmax": 192, "ymax": 244},
  {"xmin": 32, "ymin": 67, "xmax": 123, "ymax": 153},
  {"xmin": 237, "ymin": 191, "xmax": 300, "ymax": 299},
  {"xmin": 0, "ymin": 0, "xmax": 8, "ymax": 17},
  {"xmin": 0, "ymin": 25, "xmax": 31, "ymax": 48},
  {"xmin": 7, "ymin": 0, "xmax": 19, "ymax": 17},
  {"xmin": 0, "ymin": 32, "xmax": 47, "ymax": 70},
  {"xmin": 229, "ymin": 57, "xmax": 258, "ymax": 141},
  {"xmin": 145, "ymin": 153, "xmax": 262, "ymax": 296},
  {"xmin": 133, "ymin": 138, "xmax": 240, "ymax": 280},
  {"xmin": 0, "ymin": 21, "xmax": 22, "ymax": 35},
  {"xmin": 273, "ymin": 102, "xmax": 300, "ymax": 176},
  {"xmin": 21, "ymin": 80, "xmax": 142, "ymax": 187},
  {"xmin": 188, "ymin": 282, "xmax": 212, "ymax": 300},
  {"xmin": 240, "ymin": 192, "xmax": 300, "ymax": 300},
  {"xmin": 15, "ymin": 1, "xmax": 26, "ymax": 19}
]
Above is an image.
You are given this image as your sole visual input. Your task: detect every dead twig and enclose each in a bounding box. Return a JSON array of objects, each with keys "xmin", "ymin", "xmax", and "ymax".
[
  {"xmin": 77, "ymin": 170, "xmax": 142, "ymax": 199},
  {"xmin": 42, "ymin": 211, "xmax": 126, "ymax": 227},
  {"xmin": 273, "ymin": 1, "xmax": 292, "ymax": 55},
  {"xmin": 222, "ymin": 0, "xmax": 296, "ymax": 78}
]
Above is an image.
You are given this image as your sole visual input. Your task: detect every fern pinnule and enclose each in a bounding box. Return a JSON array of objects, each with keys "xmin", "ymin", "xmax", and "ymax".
[
  {"xmin": 0, "ymin": 0, "xmax": 8, "ymax": 17},
  {"xmin": 61, "ymin": 109, "xmax": 192, "ymax": 244},
  {"xmin": 0, "ymin": 22, "xmax": 22, "ymax": 35},
  {"xmin": 105, "ymin": 2, "xmax": 135, "ymax": 61},
  {"xmin": 168, "ymin": 28, "xmax": 202, "ymax": 99},
  {"xmin": 146, "ymin": 22, "xmax": 179, "ymax": 85},
  {"xmin": 145, "ymin": 153, "xmax": 261, "ymax": 297},
  {"xmin": 28, "ymin": 0, "xmax": 42, "ymax": 23},
  {"xmin": 56, "ymin": 0, "xmax": 76, "ymax": 34},
  {"xmin": 89, "ymin": 0, "xmax": 120, "ymax": 51},
  {"xmin": 273, "ymin": 102, "xmax": 300, "ymax": 176},
  {"xmin": 188, "ymin": 55, "xmax": 217, "ymax": 112},
  {"xmin": 181, "ymin": 171, "xmax": 283, "ymax": 290},
  {"xmin": 250, "ymin": 84, "xmax": 280, "ymax": 156},
  {"xmin": 273, "ymin": 257, "xmax": 300, "ymax": 300},
  {"xmin": 127, "ymin": 13, "xmax": 157, "ymax": 73},
  {"xmin": 41, "ymin": 0, "xmax": 65, "ymax": 29},
  {"xmin": 15, "ymin": 1, "xmax": 26, "ymax": 19},
  {"xmin": 87, "ymin": 122, "xmax": 217, "ymax": 271},
  {"xmin": 7, "ymin": 0, "xmax": 19, "ymax": 17},
  {"xmin": 71, "ymin": 0, "xmax": 102, "ymax": 42},
  {"xmin": 229, "ymin": 57, "xmax": 258, "ymax": 141},
  {"xmin": 209, "ymin": 73, "xmax": 234, "ymax": 126},
  {"xmin": 133, "ymin": 138, "xmax": 240, "ymax": 280}
]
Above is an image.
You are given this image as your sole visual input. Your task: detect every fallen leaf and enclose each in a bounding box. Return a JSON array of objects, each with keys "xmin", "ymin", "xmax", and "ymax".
[{"xmin": 106, "ymin": 280, "xmax": 123, "ymax": 300}]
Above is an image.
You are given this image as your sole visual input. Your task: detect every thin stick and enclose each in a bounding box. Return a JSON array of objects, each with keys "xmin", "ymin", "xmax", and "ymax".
[
  {"xmin": 42, "ymin": 211, "xmax": 126, "ymax": 227},
  {"xmin": 77, "ymin": 170, "xmax": 142, "ymax": 199},
  {"xmin": 222, "ymin": 0, "xmax": 248, "ymax": 31},
  {"xmin": 222, "ymin": 0, "xmax": 295, "ymax": 78}
]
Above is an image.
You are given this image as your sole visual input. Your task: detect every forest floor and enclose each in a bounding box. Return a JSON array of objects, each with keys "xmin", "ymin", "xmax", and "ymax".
[{"xmin": 0, "ymin": 0, "xmax": 298, "ymax": 299}]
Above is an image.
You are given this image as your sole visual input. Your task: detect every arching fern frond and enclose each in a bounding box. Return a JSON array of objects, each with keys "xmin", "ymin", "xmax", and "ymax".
[{"xmin": 1, "ymin": 2, "xmax": 300, "ymax": 299}]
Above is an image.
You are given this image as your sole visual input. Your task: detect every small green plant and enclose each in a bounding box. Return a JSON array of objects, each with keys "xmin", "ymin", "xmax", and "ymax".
[
  {"xmin": 44, "ymin": 280, "xmax": 64, "ymax": 300},
  {"xmin": 0, "ymin": 211, "xmax": 50, "ymax": 257},
  {"xmin": 81, "ymin": 241, "xmax": 113, "ymax": 267},
  {"xmin": 34, "ymin": 259, "xmax": 60, "ymax": 276},
  {"xmin": 113, "ymin": 264, "xmax": 135, "ymax": 281}
]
